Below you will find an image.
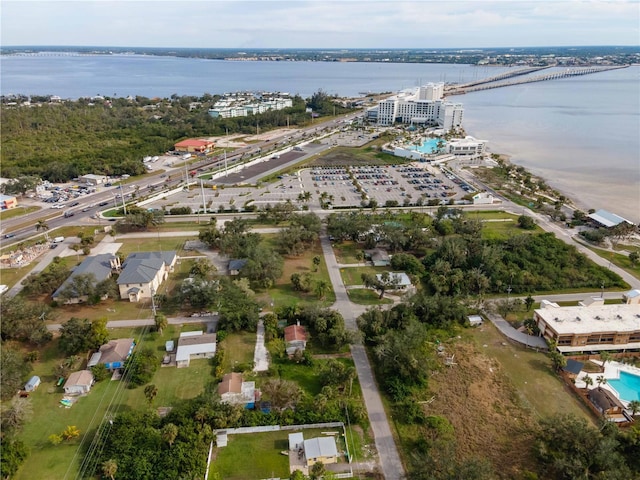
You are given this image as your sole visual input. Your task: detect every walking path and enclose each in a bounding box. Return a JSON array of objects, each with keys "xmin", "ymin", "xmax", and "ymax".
[
  {"xmin": 253, "ymin": 319, "xmax": 269, "ymax": 372},
  {"xmin": 320, "ymin": 231, "xmax": 405, "ymax": 480},
  {"xmin": 481, "ymin": 310, "xmax": 548, "ymax": 350}
]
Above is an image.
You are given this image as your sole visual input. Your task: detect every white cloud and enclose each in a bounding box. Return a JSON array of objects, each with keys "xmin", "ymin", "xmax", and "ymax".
[{"xmin": 1, "ymin": 0, "xmax": 638, "ymax": 47}]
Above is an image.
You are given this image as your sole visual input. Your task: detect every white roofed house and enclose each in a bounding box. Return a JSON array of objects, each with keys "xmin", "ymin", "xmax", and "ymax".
[
  {"xmin": 175, "ymin": 331, "xmax": 217, "ymax": 368},
  {"xmin": 117, "ymin": 251, "xmax": 177, "ymax": 302},
  {"xmin": 63, "ymin": 370, "xmax": 94, "ymax": 395}
]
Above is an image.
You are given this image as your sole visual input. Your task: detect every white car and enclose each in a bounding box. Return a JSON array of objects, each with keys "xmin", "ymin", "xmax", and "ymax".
[{"xmin": 0, "ymin": 285, "xmax": 8, "ymax": 295}]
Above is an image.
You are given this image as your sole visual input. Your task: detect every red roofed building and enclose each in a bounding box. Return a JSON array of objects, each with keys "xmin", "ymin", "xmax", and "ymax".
[
  {"xmin": 174, "ymin": 139, "xmax": 215, "ymax": 153},
  {"xmin": 284, "ymin": 324, "xmax": 307, "ymax": 356}
]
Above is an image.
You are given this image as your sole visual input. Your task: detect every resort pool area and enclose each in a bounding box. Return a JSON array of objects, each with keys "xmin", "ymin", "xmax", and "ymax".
[
  {"xmin": 608, "ymin": 371, "xmax": 640, "ymax": 403},
  {"xmin": 410, "ymin": 138, "xmax": 443, "ymax": 154}
]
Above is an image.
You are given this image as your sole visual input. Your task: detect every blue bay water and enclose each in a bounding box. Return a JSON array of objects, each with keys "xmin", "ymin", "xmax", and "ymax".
[{"xmin": 1, "ymin": 54, "xmax": 638, "ymax": 222}]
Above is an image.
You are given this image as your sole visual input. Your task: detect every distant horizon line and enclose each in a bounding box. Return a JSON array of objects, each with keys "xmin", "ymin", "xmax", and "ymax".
[{"xmin": 3, "ymin": 44, "xmax": 639, "ymax": 51}]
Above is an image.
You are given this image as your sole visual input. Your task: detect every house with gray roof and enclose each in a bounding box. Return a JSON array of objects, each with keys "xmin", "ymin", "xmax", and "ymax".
[
  {"xmin": 228, "ymin": 258, "xmax": 248, "ymax": 275},
  {"xmin": 52, "ymin": 254, "xmax": 120, "ymax": 304},
  {"xmin": 117, "ymin": 251, "xmax": 177, "ymax": 302}
]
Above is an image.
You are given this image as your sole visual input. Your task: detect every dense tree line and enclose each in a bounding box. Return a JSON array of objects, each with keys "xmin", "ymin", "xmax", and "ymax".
[{"xmin": 1, "ymin": 93, "xmax": 353, "ymax": 182}]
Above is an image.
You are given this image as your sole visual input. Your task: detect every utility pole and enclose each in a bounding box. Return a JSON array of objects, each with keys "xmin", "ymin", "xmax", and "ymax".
[
  {"xmin": 119, "ymin": 183, "xmax": 127, "ymax": 215},
  {"xmin": 200, "ymin": 179, "xmax": 207, "ymax": 214},
  {"xmin": 150, "ymin": 288, "xmax": 157, "ymax": 316}
]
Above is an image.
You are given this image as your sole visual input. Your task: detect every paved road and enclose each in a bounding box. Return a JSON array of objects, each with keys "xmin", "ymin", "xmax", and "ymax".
[
  {"xmin": 320, "ymin": 231, "xmax": 405, "ymax": 480},
  {"xmin": 47, "ymin": 315, "xmax": 216, "ymax": 331}
]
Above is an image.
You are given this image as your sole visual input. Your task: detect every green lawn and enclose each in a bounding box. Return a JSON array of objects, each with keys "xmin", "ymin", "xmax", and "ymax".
[
  {"xmin": 347, "ymin": 288, "xmax": 393, "ymax": 305},
  {"xmin": 0, "ymin": 264, "xmax": 34, "ymax": 289},
  {"xmin": 265, "ymin": 241, "xmax": 336, "ymax": 309},
  {"xmin": 332, "ymin": 241, "xmax": 365, "ymax": 264},
  {"xmin": 116, "ymin": 237, "xmax": 190, "ymax": 257},
  {"xmin": 0, "ymin": 205, "xmax": 41, "ymax": 221},
  {"xmin": 210, "ymin": 427, "xmax": 351, "ymax": 480},
  {"xmin": 581, "ymin": 244, "xmax": 640, "ymax": 281},
  {"xmin": 470, "ymin": 322, "xmax": 593, "ymax": 421},
  {"xmin": 339, "ymin": 265, "xmax": 390, "ymax": 286},
  {"xmin": 219, "ymin": 332, "xmax": 257, "ymax": 373}
]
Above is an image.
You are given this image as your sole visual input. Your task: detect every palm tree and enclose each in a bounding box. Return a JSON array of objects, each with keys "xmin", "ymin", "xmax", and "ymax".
[
  {"xmin": 581, "ymin": 375, "xmax": 594, "ymax": 389},
  {"xmin": 314, "ymin": 280, "xmax": 330, "ymax": 300},
  {"xmin": 596, "ymin": 375, "xmax": 607, "ymax": 387},
  {"xmin": 162, "ymin": 423, "xmax": 178, "ymax": 448},
  {"xmin": 144, "ymin": 384, "xmax": 158, "ymax": 406},
  {"xmin": 154, "ymin": 314, "xmax": 168, "ymax": 334},
  {"xmin": 62, "ymin": 425, "xmax": 80, "ymax": 441},
  {"xmin": 628, "ymin": 400, "xmax": 640, "ymax": 417},
  {"xmin": 599, "ymin": 351, "xmax": 613, "ymax": 368},
  {"xmin": 101, "ymin": 459, "xmax": 117, "ymax": 480},
  {"xmin": 35, "ymin": 220, "xmax": 49, "ymax": 233},
  {"xmin": 312, "ymin": 256, "xmax": 321, "ymax": 272}
]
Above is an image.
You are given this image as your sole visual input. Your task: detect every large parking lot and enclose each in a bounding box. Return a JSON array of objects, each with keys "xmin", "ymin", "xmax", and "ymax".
[{"xmin": 142, "ymin": 161, "xmax": 476, "ymax": 213}]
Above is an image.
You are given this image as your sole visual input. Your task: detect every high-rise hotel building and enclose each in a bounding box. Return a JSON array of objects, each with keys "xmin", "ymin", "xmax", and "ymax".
[{"xmin": 368, "ymin": 83, "xmax": 464, "ymax": 130}]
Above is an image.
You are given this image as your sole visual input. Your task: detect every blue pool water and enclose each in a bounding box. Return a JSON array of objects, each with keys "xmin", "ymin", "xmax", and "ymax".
[
  {"xmin": 410, "ymin": 138, "xmax": 442, "ymax": 154},
  {"xmin": 608, "ymin": 371, "xmax": 640, "ymax": 402}
]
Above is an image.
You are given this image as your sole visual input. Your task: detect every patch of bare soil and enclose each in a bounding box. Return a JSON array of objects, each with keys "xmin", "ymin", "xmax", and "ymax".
[{"xmin": 424, "ymin": 341, "xmax": 538, "ymax": 478}]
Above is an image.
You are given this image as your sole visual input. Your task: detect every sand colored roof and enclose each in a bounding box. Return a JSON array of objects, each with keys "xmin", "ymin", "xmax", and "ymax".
[
  {"xmin": 284, "ymin": 325, "xmax": 307, "ymax": 343},
  {"xmin": 64, "ymin": 370, "xmax": 94, "ymax": 388},
  {"xmin": 218, "ymin": 372, "xmax": 243, "ymax": 395},
  {"xmin": 99, "ymin": 338, "xmax": 135, "ymax": 364}
]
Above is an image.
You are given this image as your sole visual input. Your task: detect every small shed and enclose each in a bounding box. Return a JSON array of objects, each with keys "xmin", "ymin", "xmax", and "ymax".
[
  {"xmin": 24, "ymin": 376, "xmax": 41, "ymax": 392},
  {"xmin": 468, "ymin": 315, "xmax": 484, "ymax": 327},
  {"xmin": 289, "ymin": 432, "xmax": 304, "ymax": 451}
]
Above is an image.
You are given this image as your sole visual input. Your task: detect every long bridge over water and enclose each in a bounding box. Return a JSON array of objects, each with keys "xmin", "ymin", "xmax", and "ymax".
[{"xmin": 444, "ymin": 65, "xmax": 628, "ymax": 96}]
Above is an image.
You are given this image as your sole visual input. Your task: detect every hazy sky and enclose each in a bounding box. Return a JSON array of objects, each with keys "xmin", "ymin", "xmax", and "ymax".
[{"xmin": 2, "ymin": 0, "xmax": 639, "ymax": 49}]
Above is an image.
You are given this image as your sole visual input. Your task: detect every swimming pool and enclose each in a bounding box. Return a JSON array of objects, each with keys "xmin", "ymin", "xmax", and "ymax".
[
  {"xmin": 608, "ymin": 371, "xmax": 640, "ymax": 403},
  {"xmin": 410, "ymin": 138, "xmax": 443, "ymax": 154}
]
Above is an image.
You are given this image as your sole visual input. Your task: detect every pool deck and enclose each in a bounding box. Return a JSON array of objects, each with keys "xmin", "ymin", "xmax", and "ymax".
[{"xmin": 574, "ymin": 360, "xmax": 640, "ymax": 407}]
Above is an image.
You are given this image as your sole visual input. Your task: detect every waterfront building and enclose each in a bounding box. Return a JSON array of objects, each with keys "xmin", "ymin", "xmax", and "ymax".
[
  {"xmin": 368, "ymin": 83, "xmax": 464, "ymax": 130},
  {"xmin": 535, "ymin": 302, "xmax": 640, "ymax": 353}
]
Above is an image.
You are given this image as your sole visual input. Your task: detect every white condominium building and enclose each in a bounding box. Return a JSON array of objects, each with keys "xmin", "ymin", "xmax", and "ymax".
[{"xmin": 370, "ymin": 83, "xmax": 464, "ymax": 130}]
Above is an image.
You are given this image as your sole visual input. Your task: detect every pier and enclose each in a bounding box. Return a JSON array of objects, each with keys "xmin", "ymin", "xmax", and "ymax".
[{"xmin": 445, "ymin": 65, "xmax": 628, "ymax": 96}]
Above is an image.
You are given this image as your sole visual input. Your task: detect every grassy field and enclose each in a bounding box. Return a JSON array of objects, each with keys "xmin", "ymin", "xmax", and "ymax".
[
  {"xmin": 219, "ymin": 332, "xmax": 257, "ymax": 372},
  {"xmin": 309, "ymin": 145, "xmax": 409, "ymax": 167},
  {"xmin": 580, "ymin": 243, "xmax": 640, "ymax": 280},
  {"xmin": 0, "ymin": 205, "xmax": 41, "ymax": 221},
  {"xmin": 339, "ymin": 265, "xmax": 390, "ymax": 286},
  {"xmin": 210, "ymin": 426, "xmax": 351, "ymax": 480},
  {"xmin": 347, "ymin": 288, "xmax": 393, "ymax": 305},
  {"xmin": 469, "ymin": 322, "xmax": 593, "ymax": 421},
  {"xmin": 332, "ymin": 241, "xmax": 365, "ymax": 264},
  {"xmin": 0, "ymin": 264, "xmax": 34, "ymax": 289},
  {"xmin": 116, "ymin": 236, "xmax": 190, "ymax": 257},
  {"xmin": 265, "ymin": 241, "xmax": 336, "ymax": 309}
]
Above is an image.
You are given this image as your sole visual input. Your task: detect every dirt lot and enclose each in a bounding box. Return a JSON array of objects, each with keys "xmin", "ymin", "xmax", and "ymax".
[{"xmin": 422, "ymin": 340, "xmax": 539, "ymax": 477}]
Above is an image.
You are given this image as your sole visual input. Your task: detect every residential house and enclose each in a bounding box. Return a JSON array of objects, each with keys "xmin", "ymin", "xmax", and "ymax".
[
  {"xmin": 284, "ymin": 324, "xmax": 307, "ymax": 356},
  {"xmin": 364, "ymin": 248, "xmax": 390, "ymax": 266},
  {"xmin": 375, "ymin": 272, "xmax": 413, "ymax": 291},
  {"xmin": 24, "ymin": 376, "xmax": 41, "ymax": 392},
  {"xmin": 217, "ymin": 372, "xmax": 258, "ymax": 408},
  {"xmin": 534, "ymin": 303, "xmax": 640, "ymax": 353},
  {"xmin": 63, "ymin": 370, "xmax": 94, "ymax": 395},
  {"xmin": 623, "ymin": 289, "xmax": 640, "ymax": 305},
  {"xmin": 117, "ymin": 251, "xmax": 177, "ymax": 302},
  {"xmin": 173, "ymin": 139, "xmax": 215, "ymax": 153},
  {"xmin": 303, "ymin": 437, "xmax": 338, "ymax": 466},
  {"xmin": 88, "ymin": 338, "xmax": 135, "ymax": 371},
  {"xmin": 228, "ymin": 259, "xmax": 248, "ymax": 276},
  {"xmin": 175, "ymin": 331, "xmax": 217, "ymax": 368},
  {"xmin": 588, "ymin": 387, "xmax": 627, "ymax": 422},
  {"xmin": 0, "ymin": 194, "xmax": 17, "ymax": 210},
  {"xmin": 52, "ymin": 254, "xmax": 120, "ymax": 304}
]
